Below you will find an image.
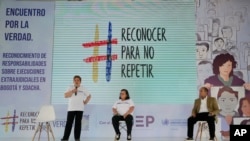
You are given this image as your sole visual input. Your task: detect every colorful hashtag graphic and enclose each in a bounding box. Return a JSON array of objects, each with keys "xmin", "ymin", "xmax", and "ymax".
[
  {"xmin": 1, "ymin": 110, "xmax": 18, "ymax": 132},
  {"xmin": 82, "ymin": 22, "xmax": 118, "ymax": 82}
]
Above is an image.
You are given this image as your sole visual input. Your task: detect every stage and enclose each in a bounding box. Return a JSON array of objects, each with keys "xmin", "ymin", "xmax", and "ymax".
[
  {"xmin": 0, "ymin": 137, "xmax": 197, "ymax": 141},
  {"xmin": 0, "ymin": 137, "xmax": 224, "ymax": 141}
]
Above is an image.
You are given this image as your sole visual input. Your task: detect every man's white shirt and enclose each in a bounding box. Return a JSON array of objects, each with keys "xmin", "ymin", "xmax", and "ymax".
[{"xmin": 199, "ymin": 96, "xmax": 208, "ymax": 113}]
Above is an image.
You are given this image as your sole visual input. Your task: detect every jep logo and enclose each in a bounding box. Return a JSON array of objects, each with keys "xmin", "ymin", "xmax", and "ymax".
[
  {"xmin": 1, "ymin": 110, "xmax": 18, "ymax": 132},
  {"xmin": 82, "ymin": 22, "xmax": 118, "ymax": 83},
  {"xmin": 135, "ymin": 115, "xmax": 155, "ymax": 128}
]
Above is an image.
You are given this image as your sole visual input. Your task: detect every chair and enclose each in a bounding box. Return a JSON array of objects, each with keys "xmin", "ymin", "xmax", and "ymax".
[
  {"xmin": 195, "ymin": 121, "xmax": 217, "ymax": 141},
  {"xmin": 32, "ymin": 105, "xmax": 56, "ymax": 141},
  {"xmin": 119, "ymin": 121, "xmax": 127, "ymax": 132}
]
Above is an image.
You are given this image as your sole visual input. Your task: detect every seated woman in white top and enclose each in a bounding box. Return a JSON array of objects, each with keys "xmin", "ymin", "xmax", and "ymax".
[{"xmin": 112, "ymin": 89, "xmax": 135, "ymax": 141}]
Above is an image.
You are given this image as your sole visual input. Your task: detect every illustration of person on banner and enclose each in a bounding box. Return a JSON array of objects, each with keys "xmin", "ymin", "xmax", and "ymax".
[
  {"xmin": 204, "ymin": 53, "xmax": 250, "ymax": 139},
  {"xmin": 204, "ymin": 53, "xmax": 250, "ymax": 95},
  {"xmin": 215, "ymin": 86, "xmax": 241, "ymax": 139},
  {"xmin": 238, "ymin": 96, "xmax": 250, "ymax": 117}
]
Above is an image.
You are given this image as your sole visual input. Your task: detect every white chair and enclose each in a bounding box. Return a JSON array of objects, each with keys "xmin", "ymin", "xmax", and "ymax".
[
  {"xmin": 119, "ymin": 121, "xmax": 127, "ymax": 132},
  {"xmin": 195, "ymin": 121, "xmax": 217, "ymax": 141},
  {"xmin": 32, "ymin": 105, "xmax": 56, "ymax": 141}
]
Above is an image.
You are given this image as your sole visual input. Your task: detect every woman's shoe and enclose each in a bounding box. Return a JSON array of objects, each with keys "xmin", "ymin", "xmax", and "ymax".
[
  {"xmin": 115, "ymin": 133, "xmax": 121, "ymax": 140},
  {"xmin": 127, "ymin": 134, "xmax": 132, "ymax": 140}
]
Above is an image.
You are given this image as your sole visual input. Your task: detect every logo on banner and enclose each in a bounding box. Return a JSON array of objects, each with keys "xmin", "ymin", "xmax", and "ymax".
[
  {"xmin": 230, "ymin": 125, "xmax": 250, "ymax": 140},
  {"xmin": 82, "ymin": 22, "xmax": 118, "ymax": 83},
  {"xmin": 161, "ymin": 118, "xmax": 186, "ymax": 127},
  {"xmin": 135, "ymin": 115, "xmax": 155, "ymax": 128},
  {"xmin": 53, "ymin": 115, "xmax": 89, "ymax": 131},
  {"xmin": 0, "ymin": 110, "xmax": 18, "ymax": 132},
  {"xmin": 162, "ymin": 118, "xmax": 170, "ymax": 126}
]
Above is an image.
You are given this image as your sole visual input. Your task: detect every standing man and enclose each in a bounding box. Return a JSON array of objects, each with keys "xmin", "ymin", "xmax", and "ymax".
[
  {"xmin": 61, "ymin": 75, "xmax": 91, "ymax": 141},
  {"xmin": 186, "ymin": 87, "xmax": 219, "ymax": 141}
]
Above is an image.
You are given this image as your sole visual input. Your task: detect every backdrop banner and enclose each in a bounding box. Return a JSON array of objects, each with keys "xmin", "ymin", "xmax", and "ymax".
[
  {"xmin": 1, "ymin": 0, "xmax": 250, "ymax": 139},
  {"xmin": 0, "ymin": 0, "xmax": 55, "ymax": 137}
]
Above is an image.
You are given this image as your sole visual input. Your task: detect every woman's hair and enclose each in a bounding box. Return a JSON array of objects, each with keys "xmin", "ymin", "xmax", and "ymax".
[
  {"xmin": 240, "ymin": 119, "xmax": 250, "ymax": 125},
  {"xmin": 119, "ymin": 89, "xmax": 130, "ymax": 100},
  {"xmin": 212, "ymin": 53, "xmax": 237, "ymax": 76},
  {"xmin": 217, "ymin": 86, "xmax": 238, "ymax": 99},
  {"xmin": 238, "ymin": 97, "xmax": 250, "ymax": 116},
  {"xmin": 73, "ymin": 75, "xmax": 82, "ymax": 82}
]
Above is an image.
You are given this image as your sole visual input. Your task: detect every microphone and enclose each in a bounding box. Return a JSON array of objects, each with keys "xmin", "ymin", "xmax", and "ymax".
[{"xmin": 75, "ymin": 86, "xmax": 78, "ymax": 96}]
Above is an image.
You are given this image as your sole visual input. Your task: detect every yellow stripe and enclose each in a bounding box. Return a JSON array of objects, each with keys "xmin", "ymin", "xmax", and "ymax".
[
  {"xmin": 92, "ymin": 24, "xmax": 99, "ymax": 83},
  {"xmin": 5, "ymin": 111, "xmax": 9, "ymax": 132}
]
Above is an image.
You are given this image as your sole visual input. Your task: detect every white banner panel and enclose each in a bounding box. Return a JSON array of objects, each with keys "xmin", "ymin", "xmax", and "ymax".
[
  {"xmin": 0, "ymin": 0, "xmax": 55, "ymax": 137},
  {"xmin": 0, "ymin": 1, "xmax": 54, "ymax": 106}
]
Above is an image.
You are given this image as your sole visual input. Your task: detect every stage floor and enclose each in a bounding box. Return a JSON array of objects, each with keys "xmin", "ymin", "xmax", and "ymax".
[{"xmin": 0, "ymin": 137, "xmax": 224, "ymax": 141}]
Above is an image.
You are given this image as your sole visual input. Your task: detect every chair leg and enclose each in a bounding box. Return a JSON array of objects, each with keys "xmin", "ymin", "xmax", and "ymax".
[
  {"xmin": 32, "ymin": 122, "xmax": 55, "ymax": 141},
  {"xmin": 32, "ymin": 123, "xmax": 41, "ymax": 141},
  {"xmin": 199, "ymin": 123, "xmax": 204, "ymax": 141},
  {"xmin": 120, "ymin": 125, "xmax": 127, "ymax": 131},
  {"xmin": 48, "ymin": 123, "xmax": 55, "ymax": 141},
  {"xmin": 119, "ymin": 123, "xmax": 127, "ymax": 132},
  {"xmin": 46, "ymin": 122, "xmax": 50, "ymax": 141},
  {"xmin": 38, "ymin": 123, "xmax": 43, "ymax": 141},
  {"xmin": 195, "ymin": 123, "xmax": 201, "ymax": 141}
]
